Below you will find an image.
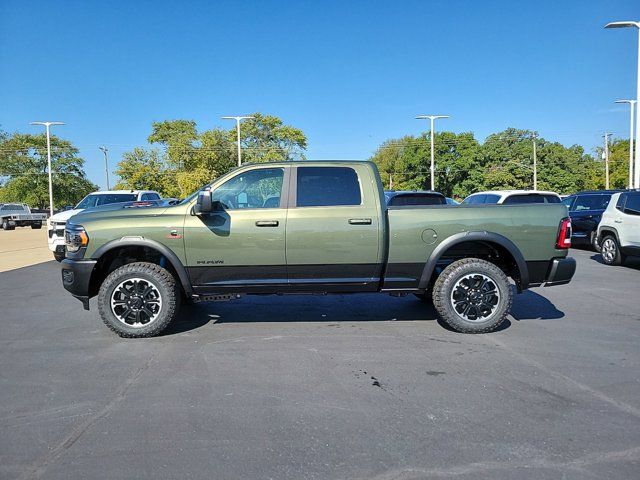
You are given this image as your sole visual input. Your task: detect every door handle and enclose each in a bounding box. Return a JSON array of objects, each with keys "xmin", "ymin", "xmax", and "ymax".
[
  {"xmin": 349, "ymin": 218, "xmax": 372, "ymax": 225},
  {"xmin": 614, "ymin": 219, "xmax": 622, "ymax": 223},
  {"xmin": 255, "ymin": 220, "xmax": 279, "ymax": 227}
]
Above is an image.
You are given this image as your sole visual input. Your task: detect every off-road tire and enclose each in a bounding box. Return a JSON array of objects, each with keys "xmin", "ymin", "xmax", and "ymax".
[
  {"xmin": 600, "ymin": 235, "xmax": 625, "ymax": 266},
  {"xmin": 31, "ymin": 223, "xmax": 42, "ymax": 229},
  {"xmin": 432, "ymin": 258, "xmax": 513, "ymax": 334},
  {"xmin": 98, "ymin": 262, "xmax": 180, "ymax": 338},
  {"xmin": 53, "ymin": 250, "xmax": 65, "ymax": 262}
]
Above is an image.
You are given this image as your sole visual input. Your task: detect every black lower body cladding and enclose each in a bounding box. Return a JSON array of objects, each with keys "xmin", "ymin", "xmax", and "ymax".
[{"xmin": 61, "ymin": 259, "xmax": 97, "ymax": 310}]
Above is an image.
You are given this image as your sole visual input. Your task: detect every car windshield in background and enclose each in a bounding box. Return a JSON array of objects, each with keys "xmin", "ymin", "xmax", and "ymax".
[
  {"xmin": 75, "ymin": 194, "xmax": 137, "ymax": 209},
  {"xmin": 573, "ymin": 194, "xmax": 611, "ymax": 211},
  {"xmin": 502, "ymin": 194, "xmax": 560, "ymax": 204},
  {"xmin": 0, "ymin": 204, "xmax": 27, "ymax": 211},
  {"xmin": 463, "ymin": 194, "xmax": 501, "ymax": 204}
]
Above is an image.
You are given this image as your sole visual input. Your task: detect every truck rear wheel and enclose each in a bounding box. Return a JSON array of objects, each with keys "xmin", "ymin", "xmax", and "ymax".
[
  {"xmin": 432, "ymin": 258, "xmax": 512, "ymax": 334},
  {"xmin": 97, "ymin": 262, "xmax": 181, "ymax": 338},
  {"xmin": 31, "ymin": 222, "xmax": 42, "ymax": 229}
]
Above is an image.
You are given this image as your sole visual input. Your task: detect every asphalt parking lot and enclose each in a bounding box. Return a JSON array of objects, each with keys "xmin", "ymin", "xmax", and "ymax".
[{"xmin": 1, "ymin": 248, "xmax": 639, "ymax": 479}]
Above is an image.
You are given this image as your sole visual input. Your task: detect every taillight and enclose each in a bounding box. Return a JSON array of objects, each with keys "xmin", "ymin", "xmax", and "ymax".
[{"xmin": 556, "ymin": 217, "xmax": 572, "ymax": 249}]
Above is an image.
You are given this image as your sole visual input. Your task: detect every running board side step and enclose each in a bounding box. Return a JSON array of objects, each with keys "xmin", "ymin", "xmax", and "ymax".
[{"xmin": 192, "ymin": 293, "xmax": 244, "ymax": 302}]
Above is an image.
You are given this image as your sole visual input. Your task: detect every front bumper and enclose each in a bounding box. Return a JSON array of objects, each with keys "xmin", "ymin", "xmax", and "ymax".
[
  {"xmin": 544, "ymin": 257, "xmax": 576, "ymax": 287},
  {"xmin": 61, "ymin": 259, "xmax": 97, "ymax": 310}
]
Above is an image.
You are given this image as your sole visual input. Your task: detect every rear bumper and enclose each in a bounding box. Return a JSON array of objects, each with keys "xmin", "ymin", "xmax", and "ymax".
[
  {"xmin": 61, "ymin": 259, "xmax": 97, "ymax": 310},
  {"xmin": 543, "ymin": 257, "xmax": 576, "ymax": 287}
]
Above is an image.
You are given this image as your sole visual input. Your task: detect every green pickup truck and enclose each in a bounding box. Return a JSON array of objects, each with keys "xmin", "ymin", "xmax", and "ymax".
[{"xmin": 61, "ymin": 161, "xmax": 576, "ymax": 337}]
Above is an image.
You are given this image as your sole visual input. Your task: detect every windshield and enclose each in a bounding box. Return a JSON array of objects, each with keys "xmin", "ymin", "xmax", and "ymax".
[{"xmin": 75, "ymin": 193, "xmax": 137, "ymax": 209}]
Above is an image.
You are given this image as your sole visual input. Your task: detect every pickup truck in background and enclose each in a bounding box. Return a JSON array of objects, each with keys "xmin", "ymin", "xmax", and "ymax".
[
  {"xmin": 60, "ymin": 161, "xmax": 576, "ymax": 338},
  {"xmin": 1, "ymin": 204, "xmax": 47, "ymax": 230},
  {"xmin": 48, "ymin": 190, "xmax": 162, "ymax": 261}
]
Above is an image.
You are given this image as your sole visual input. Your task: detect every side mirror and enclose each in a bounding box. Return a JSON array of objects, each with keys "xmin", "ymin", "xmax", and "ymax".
[{"xmin": 194, "ymin": 191, "xmax": 213, "ymax": 215}]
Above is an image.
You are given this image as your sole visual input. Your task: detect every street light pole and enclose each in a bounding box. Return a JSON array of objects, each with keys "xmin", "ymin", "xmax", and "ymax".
[
  {"xmin": 99, "ymin": 146, "xmax": 110, "ymax": 190},
  {"xmin": 603, "ymin": 132, "xmax": 611, "ymax": 190},
  {"xmin": 532, "ymin": 133, "xmax": 538, "ymax": 190},
  {"xmin": 221, "ymin": 116, "xmax": 255, "ymax": 167},
  {"xmin": 29, "ymin": 121, "xmax": 64, "ymax": 216},
  {"xmin": 415, "ymin": 115, "xmax": 449, "ymax": 190},
  {"xmin": 605, "ymin": 21, "xmax": 640, "ymax": 188},
  {"xmin": 615, "ymin": 100, "xmax": 636, "ymax": 189}
]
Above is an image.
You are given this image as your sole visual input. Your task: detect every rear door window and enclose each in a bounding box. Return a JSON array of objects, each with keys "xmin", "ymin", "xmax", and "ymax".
[
  {"xmin": 562, "ymin": 196, "xmax": 575, "ymax": 210},
  {"xmin": 296, "ymin": 167, "xmax": 361, "ymax": 207},
  {"xmin": 483, "ymin": 194, "xmax": 501, "ymax": 204}
]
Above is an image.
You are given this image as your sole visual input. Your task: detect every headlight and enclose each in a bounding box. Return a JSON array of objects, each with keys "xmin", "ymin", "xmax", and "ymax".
[{"xmin": 65, "ymin": 225, "xmax": 89, "ymax": 252}]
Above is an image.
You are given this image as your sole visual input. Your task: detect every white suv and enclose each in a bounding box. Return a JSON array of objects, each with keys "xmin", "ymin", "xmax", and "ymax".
[
  {"xmin": 597, "ymin": 191, "xmax": 640, "ymax": 265},
  {"xmin": 48, "ymin": 190, "xmax": 161, "ymax": 261},
  {"xmin": 463, "ymin": 190, "xmax": 561, "ymax": 205}
]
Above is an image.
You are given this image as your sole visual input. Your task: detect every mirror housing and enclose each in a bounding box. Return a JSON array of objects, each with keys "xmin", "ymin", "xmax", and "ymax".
[{"xmin": 194, "ymin": 191, "xmax": 212, "ymax": 215}]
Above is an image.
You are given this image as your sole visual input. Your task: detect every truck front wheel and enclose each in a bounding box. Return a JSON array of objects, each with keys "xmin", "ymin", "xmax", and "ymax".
[
  {"xmin": 97, "ymin": 262, "xmax": 181, "ymax": 338},
  {"xmin": 432, "ymin": 258, "xmax": 512, "ymax": 334}
]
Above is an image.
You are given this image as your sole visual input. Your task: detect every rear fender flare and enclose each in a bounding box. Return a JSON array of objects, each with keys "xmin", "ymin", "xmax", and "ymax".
[{"xmin": 418, "ymin": 231, "xmax": 529, "ymax": 291}]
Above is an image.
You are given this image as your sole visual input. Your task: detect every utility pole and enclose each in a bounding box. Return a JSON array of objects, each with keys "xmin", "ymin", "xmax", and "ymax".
[
  {"xmin": 221, "ymin": 116, "xmax": 255, "ymax": 167},
  {"xmin": 605, "ymin": 20, "xmax": 640, "ymax": 188},
  {"xmin": 532, "ymin": 132, "xmax": 538, "ymax": 190},
  {"xmin": 29, "ymin": 121, "xmax": 65, "ymax": 216},
  {"xmin": 603, "ymin": 133, "xmax": 611, "ymax": 190},
  {"xmin": 415, "ymin": 114, "xmax": 450, "ymax": 190},
  {"xmin": 99, "ymin": 146, "xmax": 110, "ymax": 190},
  {"xmin": 615, "ymin": 100, "xmax": 636, "ymax": 189}
]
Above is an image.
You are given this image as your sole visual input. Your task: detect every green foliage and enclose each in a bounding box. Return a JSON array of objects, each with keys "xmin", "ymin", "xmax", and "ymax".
[
  {"xmin": 0, "ymin": 132, "xmax": 97, "ymax": 208},
  {"xmin": 117, "ymin": 113, "xmax": 307, "ymax": 198},
  {"xmin": 372, "ymin": 127, "xmax": 607, "ymax": 199},
  {"xmin": 239, "ymin": 113, "xmax": 307, "ymax": 163}
]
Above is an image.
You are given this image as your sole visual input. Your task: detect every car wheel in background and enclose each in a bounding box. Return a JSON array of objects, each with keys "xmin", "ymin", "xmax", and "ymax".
[
  {"xmin": 432, "ymin": 258, "xmax": 512, "ymax": 334},
  {"xmin": 97, "ymin": 262, "xmax": 181, "ymax": 338},
  {"xmin": 31, "ymin": 222, "xmax": 42, "ymax": 229},
  {"xmin": 53, "ymin": 251, "xmax": 66, "ymax": 262},
  {"xmin": 2, "ymin": 219, "xmax": 15, "ymax": 230},
  {"xmin": 600, "ymin": 236, "xmax": 624, "ymax": 266},
  {"xmin": 590, "ymin": 231, "xmax": 601, "ymax": 252}
]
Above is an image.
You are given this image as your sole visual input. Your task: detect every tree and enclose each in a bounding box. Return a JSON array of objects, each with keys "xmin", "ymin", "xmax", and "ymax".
[
  {"xmin": 370, "ymin": 132, "xmax": 484, "ymax": 198},
  {"xmin": 0, "ymin": 132, "xmax": 97, "ymax": 208},
  {"xmin": 114, "ymin": 148, "xmax": 167, "ymax": 193},
  {"xmin": 240, "ymin": 113, "xmax": 307, "ymax": 163}
]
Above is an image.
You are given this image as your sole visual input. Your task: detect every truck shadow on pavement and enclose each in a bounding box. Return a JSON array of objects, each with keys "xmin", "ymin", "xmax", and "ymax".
[{"xmin": 163, "ymin": 290, "xmax": 564, "ymax": 335}]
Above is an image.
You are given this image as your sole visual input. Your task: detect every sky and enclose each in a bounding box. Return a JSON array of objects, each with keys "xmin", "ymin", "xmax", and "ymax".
[{"xmin": 1, "ymin": 0, "xmax": 638, "ymax": 189}]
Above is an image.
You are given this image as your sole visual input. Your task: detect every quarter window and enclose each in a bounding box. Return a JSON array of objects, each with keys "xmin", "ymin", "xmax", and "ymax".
[
  {"xmin": 296, "ymin": 167, "xmax": 361, "ymax": 207},
  {"xmin": 623, "ymin": 193, "xmax": 640, "ymax": 216},
  {"xmin": 211, "ymin": 168, "xmax": 284, "ymax": 210}
]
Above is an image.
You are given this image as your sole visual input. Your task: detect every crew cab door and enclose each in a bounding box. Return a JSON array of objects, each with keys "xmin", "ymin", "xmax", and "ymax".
[
  {"xmin": 619, "ymin": 192, "xmax": 640, "ymax": 247},
  {"xmin": 285, "ymin": 164, "xmax": 383, "ymax": 291},
  {"xmin": 183, "ymin": 166, "xmax": 289, "ymax": 293}
]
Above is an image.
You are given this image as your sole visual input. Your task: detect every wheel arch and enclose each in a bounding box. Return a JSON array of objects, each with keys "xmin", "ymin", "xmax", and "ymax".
[
  {"xmin": 418, "ymin": 231, "xmax": 529, "ymax": 292},
  {"xmin": 89, "ymin": 238, "xmax": 192, "ymax": 297}
]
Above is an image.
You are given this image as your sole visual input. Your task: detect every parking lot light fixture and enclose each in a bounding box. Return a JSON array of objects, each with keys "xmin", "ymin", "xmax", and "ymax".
[
  {"xmin": 415, "ymin": 115, "xmax": 450, "ymax": 190},
  {"xmin": 29, "ymin": 121, "xmax": 65, "ymax": 216},
  {"xmin": 615, "ymin": 100, "xmax": 636, "ymax": 189},
  {"xmin": 221, "ymin": 116, "xmax": 255, "ymax": 167},
  {"xmin": 605, "ymin": 21, "xmax": 640, "ymax": 188}
]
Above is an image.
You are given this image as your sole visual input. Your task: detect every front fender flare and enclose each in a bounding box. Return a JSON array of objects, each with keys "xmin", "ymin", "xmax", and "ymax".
[
  {"xmin": 417, "ymin": 231, "xmax": 529, "ymax": 291},
  {"xmin": 92, "ymin": 237, "xmax": 193, "ymax": 295}
]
